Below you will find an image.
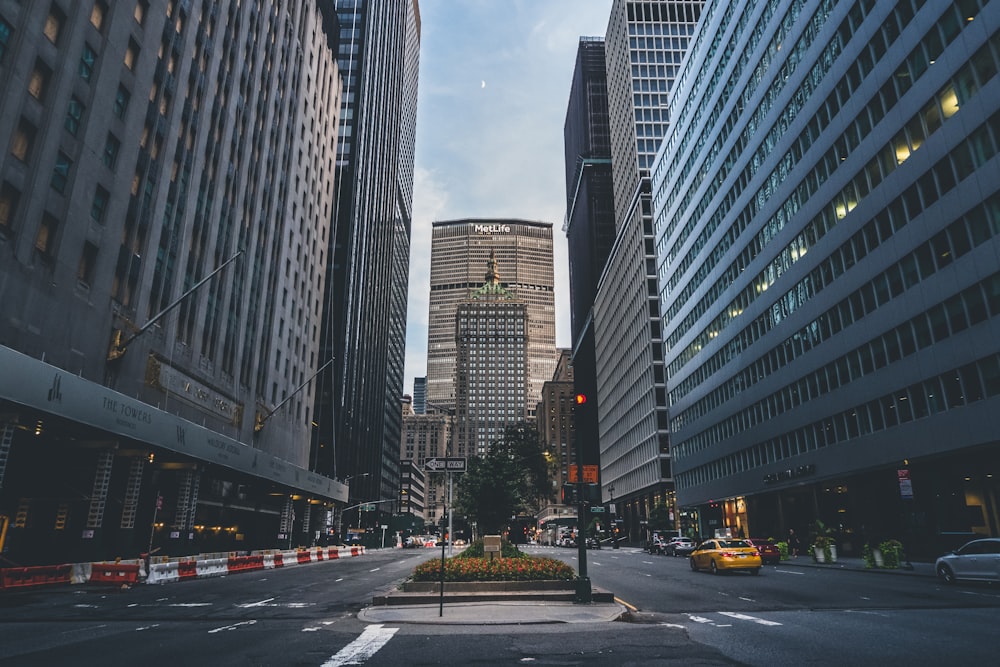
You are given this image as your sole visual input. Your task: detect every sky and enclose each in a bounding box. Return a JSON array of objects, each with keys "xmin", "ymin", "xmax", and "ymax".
[{"xmin": 403, "ymin": 0, "xmax": 614, "ymax": 396}]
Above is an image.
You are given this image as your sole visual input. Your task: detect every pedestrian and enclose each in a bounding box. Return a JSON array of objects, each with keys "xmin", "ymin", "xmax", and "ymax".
[{"xmin": 788, "ymin": 528, "xmax": 801, "ymax": 557}]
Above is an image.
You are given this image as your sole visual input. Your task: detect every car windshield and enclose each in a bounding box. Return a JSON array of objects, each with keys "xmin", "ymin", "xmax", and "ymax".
[{"xmin": 720, "ymin": 540, "xmax": 750, "ymax": 548}]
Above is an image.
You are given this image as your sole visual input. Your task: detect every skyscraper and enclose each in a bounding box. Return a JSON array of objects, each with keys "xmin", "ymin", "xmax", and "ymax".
[
  {"xmin": 313, "ymin": 0, "xmax": 420, "ymax": 510},
  {"xmin": 563, "ymin": 37, "xmax": 616, "ymax": 491},
  {"xmin": 454, "ymin": 252, "xmax": 531, "ymax": 456},
  {"xmin": 654, "ymin": 0, "xmax": 1000, "ymax": 553},
  {"xmin": 425, "ymin": 219, "xmax": 557, "ymax": 418},
  {"xmin": 591, "ymin": 0, "xmax": 702, "ymax": 540},
  {"xmin": 0, "ymin": 0, "xmax": 346, "ymax": 564}
]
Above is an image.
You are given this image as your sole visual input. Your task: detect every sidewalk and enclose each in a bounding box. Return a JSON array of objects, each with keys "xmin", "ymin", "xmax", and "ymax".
[
  {"xmin": 358, "ymin": 553, "xmax": 936, "ymax": 626},
  {"xmin": 776, "ymin": 554, "xmax": 937, "ymax": 578},
  {"xmin": 359, "ymin": 599, "xmax": 628, "ymax": 625}
]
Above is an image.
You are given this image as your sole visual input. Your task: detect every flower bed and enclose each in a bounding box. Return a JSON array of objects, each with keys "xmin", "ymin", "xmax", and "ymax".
[{"xmin": 410, "ymin": 555, "xmax": 575, "ymax": 582}]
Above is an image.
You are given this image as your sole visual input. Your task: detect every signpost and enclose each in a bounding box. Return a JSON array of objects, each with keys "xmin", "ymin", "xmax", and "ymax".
[{"xmin": 423, "ymin": 457, "xmax": 467, "ymax": 472}]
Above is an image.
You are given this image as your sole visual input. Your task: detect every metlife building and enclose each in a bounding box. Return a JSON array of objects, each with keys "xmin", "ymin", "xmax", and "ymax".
[{"xmin": 424, "ymin": 219, "xmax": 557, "ymax": 421}]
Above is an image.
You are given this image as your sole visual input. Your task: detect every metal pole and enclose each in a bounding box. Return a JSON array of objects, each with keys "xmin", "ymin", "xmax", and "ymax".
[{"xmin": 447, "ymin": 471, "xmax": 453, "ymax": 556}]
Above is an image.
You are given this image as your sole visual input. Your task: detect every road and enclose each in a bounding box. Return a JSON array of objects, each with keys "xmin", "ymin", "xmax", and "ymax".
[
  {"xmin": 0, "ymin": 546, "xmax": 996, "ymax": 665},
  {"xmin": 533, "ymin": 545, "xmax": 999, "ymax": 666}
]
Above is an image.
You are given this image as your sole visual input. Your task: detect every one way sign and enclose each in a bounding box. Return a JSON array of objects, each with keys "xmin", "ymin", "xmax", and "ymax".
[{"xmin": 424, "ymin": 457, "xmax": 467, "ymax": 472}]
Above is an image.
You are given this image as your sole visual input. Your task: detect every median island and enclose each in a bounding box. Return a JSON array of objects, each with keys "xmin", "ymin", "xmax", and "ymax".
[{"xmin": 372, "ymin": 539, "xmax": 614, "ymax": 604}]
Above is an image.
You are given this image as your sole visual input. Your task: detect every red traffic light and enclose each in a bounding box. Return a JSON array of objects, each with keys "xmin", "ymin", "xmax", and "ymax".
[{"xmin": 575, "ymin": 393, "xmax": 587, "ymax": 405}]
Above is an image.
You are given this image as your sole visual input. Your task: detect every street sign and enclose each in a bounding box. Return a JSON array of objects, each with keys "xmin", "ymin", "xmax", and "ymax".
[
  {"xmin": 423, "ymin": 457, "xmax": 467, "ymax": 472},
  {"xmin": 590, "ymin": 506, "xmax": 605, "ymax": 513}
]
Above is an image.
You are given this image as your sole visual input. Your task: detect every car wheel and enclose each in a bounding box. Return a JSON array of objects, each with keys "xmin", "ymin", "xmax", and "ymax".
[
  {"xmin": 690, "ymin": 557, "xmax": 698, "ymax": 572},
  {"xmin": 937, "ymin": 564, "xmax": 956, "ymax": 584},
  {"xmin": 710, "ymin": 560, "xmax": 718, "ymax": 575},
  {"xmin": 751, "ymin": 568, "xmax": 760, "ymax": 576}
]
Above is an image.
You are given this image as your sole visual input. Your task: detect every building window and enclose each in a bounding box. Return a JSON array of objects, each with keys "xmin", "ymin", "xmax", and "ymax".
[
  {"xmin": 103, "ymin": 134, "xmax": 120, "ymax": 169},
  {"xmin": 124, "ymin": 38, "xmax": 139, "ymax": 70},
  {"xmin": 43, "ymin": 8, "xmax": 63, "ymax": 44},
  {"xmin": 77, "ymin": 241, "xmax": 99, "ymax": 286},
  {"xmin": 113, "ymin": 85, "xmax": 130, "ymax": 119},
  {"xmin": 90, "ymin": 185, "xmax": 109, "ymax": 223},
  {"xmin": 0, "ymin": 15, "xmax": 12, "ymax": 62},
  {"xmin": 11, "ymin": 118, "xmax": 35, "ymax": 162},
  {"xmin": 0, "ymin": 182, "xmax": 21, "ymax": 236},
  {"xmin": 28, "ymin": 59, "xmax": 51, "ymax": 100},
  {"xmin": 50, "ymin": 152, "xmax": 71, "ymax": 193},
  {"xmin": 134, "ymin": 0, "xmax": 148, "ymax": 25},
  {"xmin": 65, "ymin": 97, "xmax": 84, "ymax": 135},
  {"xmin": 90, "ymin": 1, "xmax": 108, "ymax": 31},
  {"xmin": 79, "ymin": 43, "xmax": 96, "ymax": 82},
  {"xmin": 35, "ymin": 212, "xmax": 58, "ymax": 257}
]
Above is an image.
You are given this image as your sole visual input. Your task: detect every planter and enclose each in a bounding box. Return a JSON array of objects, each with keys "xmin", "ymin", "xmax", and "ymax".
[{"xmin": 813, "ymin": 544, "xmax": 838, "ymax": 563}]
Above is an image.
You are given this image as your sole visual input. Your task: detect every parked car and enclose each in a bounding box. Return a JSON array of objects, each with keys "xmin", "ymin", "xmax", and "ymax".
[
  {"xmin": 689, "ymin": 539, "xmax": 762, "ymax": 575},
  {"xmin": 935, "ymin": 537, "xmax": 1000, "ymax": 584},
  {"xmin": 747, "ymin": 537, "xmax": 781, "ymax": 565},
  {"xmin": 663, "ymin": 537, "xmax": 695, "ymax": 557}
]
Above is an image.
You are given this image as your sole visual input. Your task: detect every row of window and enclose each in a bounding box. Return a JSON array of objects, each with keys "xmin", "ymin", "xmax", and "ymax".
[
  {"xmin": 675, "ymin": 352, "xmax": 1000, "ymax": 491},
  {"xmin": 660, "ymin": 0, "xmax": 982, "ymax": 325},
  {"xmin": 675, "ymin": 264, "xmax": 1000, "ymax": 460},
  {"xmin": 668, "ymin": 72, "xmax": 1000, "ymax": 397},
  {"xmin": 669, "ymin": 118, "xmax": 1000, "ymax": 415}
]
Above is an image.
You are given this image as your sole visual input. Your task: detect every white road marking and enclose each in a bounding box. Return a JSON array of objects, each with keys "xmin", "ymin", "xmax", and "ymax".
[
  {"xmin": 773, "ymin": 568, "xmax": 804, "ymax": 575},
  {"xmin": 135, "ymin": 624, "xmax": 159, "ymax": 631},
  {"xmin": 322, "ymin": 624, "xmax": 398, "ymax": 666},
  {"xmin": 661, "ymin": 623, "xmax": 687, "ymax": 629},
  {"xmin": 336, "ymin": 578, "xmax": 344, "ymax": 583},
  {"xmin": 74, "ymin": 604, "xmax": 99, "ymax": 608},
  {"xmin": 860, "ymin": 596, "xmax": 871, "ymax": 600},
  {"xmin": 208, "ymin": 620, "xmax": 257, "ymax": 634},
  {"xmin": 644, "ymin": 573, "xmax": 652, "ymax": 577},
  {"xmin": 642, "ymin": 561, "xmax": 654, "ymax": 565},
  {"xmin": 739, "ymin": 597, "xmax": 755, "ymax": 602},
  {"xmin": 239, "ymin": 597, "xmax": 275, "ymax": 608},
  {"xmin": 369, "ymin": 567, "xmax": 381, "ymax": 572},
  {"xmin": 718, "ymin": 611, "xmax": 782, "ymax": 626},
  {"xmin": 688, "ymin": 615, "xmax": 714, "ymax": 624},
  {"xmin": 169, "ymin": 603, "xmax": 212, "ymax": 607},
  {"xmin": 303, "ymin": 627, "xmax": 320, "ymax": 632}
]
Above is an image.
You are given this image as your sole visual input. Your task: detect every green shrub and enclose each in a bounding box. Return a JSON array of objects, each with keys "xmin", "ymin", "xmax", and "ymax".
[
  {"xmin": 453, "ymin": 538, "xmax": 524, "ymax": 560},
  {"xmin": 879, "ymin": 539, "xmax": 903, "ymax": 569},
  {"xmin": 775, "ymin": 541, "xmax": 789, "ymax": 560}
]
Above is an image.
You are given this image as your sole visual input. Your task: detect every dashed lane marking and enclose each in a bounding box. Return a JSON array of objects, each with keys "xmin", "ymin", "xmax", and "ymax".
[{"xmin": 208, "ymin": 620, "xmax": 257, "ymax": 634}]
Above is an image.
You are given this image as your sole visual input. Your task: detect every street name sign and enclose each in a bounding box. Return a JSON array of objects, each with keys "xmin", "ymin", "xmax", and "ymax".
[
  {"xmin": 590, "ymin": 506, "xmax": 606, "ymax": 513},
  {"xmin": 423, "ymin": 457, "xmax": 467, "ymax": 473}
]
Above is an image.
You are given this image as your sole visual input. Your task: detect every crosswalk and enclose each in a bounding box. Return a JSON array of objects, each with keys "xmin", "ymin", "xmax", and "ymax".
[{"xmin": 684, "ymin": 611, "xmax": 782, "ymax": 628}]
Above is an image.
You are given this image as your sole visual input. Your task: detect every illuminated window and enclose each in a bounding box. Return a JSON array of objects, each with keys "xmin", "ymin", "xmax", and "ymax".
[
  {"xmin": 28, "ymin": 60, "xmax": 50, "ymax": 100},
  {"xmin": 44, "ymin": 9, "xmax": 63, "ymax": 44},
  {"xmin": 11, "ymin": 118, "xmax": 35, "ymax": 162}
]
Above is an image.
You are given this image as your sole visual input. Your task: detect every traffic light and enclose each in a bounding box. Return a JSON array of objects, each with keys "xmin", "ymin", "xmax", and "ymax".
[
  {"xmin": 561, "ymin": 483, "xmax": 578, "ymax": 505},
  {"xmin": 575, "ymin": 393, "xmax": 587, "ymax": 405}
]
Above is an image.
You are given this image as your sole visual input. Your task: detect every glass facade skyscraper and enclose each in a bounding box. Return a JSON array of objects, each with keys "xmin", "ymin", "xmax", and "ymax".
[
  {"xmin": 654, "ymin": 0, "xmax": 1000, "ymax": 553},
  {"xmin": 313, "ymin": 0, "xmax": 420, "ymax": 509}
]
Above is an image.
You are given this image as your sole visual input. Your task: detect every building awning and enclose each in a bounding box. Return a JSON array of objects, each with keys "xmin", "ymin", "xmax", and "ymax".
[{"xmin": 0, "ymin": 345, "xmax": 347, "ymax": 502}]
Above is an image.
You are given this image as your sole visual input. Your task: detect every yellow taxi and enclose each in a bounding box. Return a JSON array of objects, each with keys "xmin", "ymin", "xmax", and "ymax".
[{"xmin": 689, "ymin": 539, "xmax": 762, "ymax": 575}]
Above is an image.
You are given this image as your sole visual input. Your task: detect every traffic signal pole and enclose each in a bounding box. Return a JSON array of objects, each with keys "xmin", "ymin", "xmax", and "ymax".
[{"xmin": 574, "ymin": 393, "xmax": 591, "ymax": 603}]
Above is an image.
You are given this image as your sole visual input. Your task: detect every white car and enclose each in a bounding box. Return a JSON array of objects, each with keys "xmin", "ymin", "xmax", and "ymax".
[{"xmin": 935, "ymin": 538, "xmax": 1000, "ymax": 584}]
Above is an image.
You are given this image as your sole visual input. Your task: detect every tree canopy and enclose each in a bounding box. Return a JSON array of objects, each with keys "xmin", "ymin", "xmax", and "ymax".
[{"xmin": 453, "ymin": 422, "xmax": 553, "ymax": 534}]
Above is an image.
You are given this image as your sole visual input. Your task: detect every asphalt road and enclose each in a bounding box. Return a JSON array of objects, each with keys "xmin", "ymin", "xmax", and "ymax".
[
  {"xmin": 532, "ymin": 545, "xmax": 1000, "ymax": 666},
  {"xmin": 1, "ymin": 546, "xmax": 996, "ymax": 666}
]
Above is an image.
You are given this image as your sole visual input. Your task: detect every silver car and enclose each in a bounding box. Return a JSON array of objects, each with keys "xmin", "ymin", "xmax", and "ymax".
[{"xmin": 935, "ymin": 538, "xmax": 1000, "ymax": 584}]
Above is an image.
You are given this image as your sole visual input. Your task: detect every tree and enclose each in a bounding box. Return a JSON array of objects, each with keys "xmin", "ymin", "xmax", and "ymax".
[
  {"xmin": 647, "ymin": 501, "xmax": 673, "ymax": 534},
  {"xmin": 454, "ymin": 422, "xmax": 553, "ymax": 534}
]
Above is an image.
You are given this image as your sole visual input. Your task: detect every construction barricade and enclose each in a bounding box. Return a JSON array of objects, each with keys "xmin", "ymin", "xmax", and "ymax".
[
  {"xmin": 226, "ymin": 554, "xmax": 263, "ymax": 574},
  {"xmin": 0, "ymin": 564, "xmax": 72, "ymax": 590},
  {"xmin": 196, "ymin": 557, "xmax": 228, "ymax": 578},
  {"xmin": 89, "ymin": 562, "xmax": 140, "ymax": 585}
]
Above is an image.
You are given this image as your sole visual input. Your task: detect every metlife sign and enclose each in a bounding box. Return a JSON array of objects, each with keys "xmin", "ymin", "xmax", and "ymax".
[{"xmin": 473, "ymin": 224, "xmax": 511, "ymax": 234}]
